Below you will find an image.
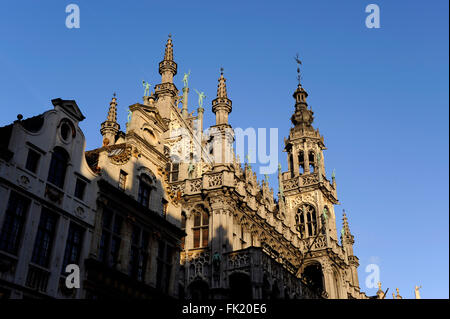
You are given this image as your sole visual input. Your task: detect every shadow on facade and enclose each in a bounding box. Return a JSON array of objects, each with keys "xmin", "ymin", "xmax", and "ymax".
[{"xmin": 80, "ymin": 155, "xmax": 185, "ymax": 299}]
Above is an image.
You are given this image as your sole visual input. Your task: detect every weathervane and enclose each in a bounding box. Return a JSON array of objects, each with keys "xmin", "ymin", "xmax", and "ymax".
[{"xmin": 294, "ymin": 53, "xmax": 302, "ymax": 85}]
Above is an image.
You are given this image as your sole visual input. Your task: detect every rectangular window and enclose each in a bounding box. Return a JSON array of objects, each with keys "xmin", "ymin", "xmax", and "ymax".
[
  {"xmin": 171, "ymin": 163, "xmax": 179, "ymax": 182},
  {"xmin": 25, "ymin": 149, "xmax": 40, "ymax": 173},
  {"xmin": 156, "ymin": 241, "xmax": 173, "ymax": 293},
  {"xmin": 129, "ymin": 226, "xmax": 149, "ymax": 281},
  {"xmin": 193, "ymin": 229, "xmax": 200, "ymax": 249},
  {"xmin": 118, "ymin": 170, "xmax": 127, "ymax": 190},
  {"xmin": 47, "ymin": 148, "xmax": 68, "ymax": 189},
  {"xmin": 98, "ymin": 209, "xmax": 122, "ymax": 267},
  {"xmin": 62, "ymin": 223, "xmax": 84, "ymax": 273},
  {"xmin": 74, "ymin": 178, "xmax": 87, "ymax": 200},
  {"xmin": 31, "ymin": 208, "xmax": 58, "ymax": 267},
  {"xmin": 0, "ymin": 192, "xmax": 30, "ymax": 255},
  {"xmin": 137, "ymin": 180, "xmax": 151, "ymax": 207}
]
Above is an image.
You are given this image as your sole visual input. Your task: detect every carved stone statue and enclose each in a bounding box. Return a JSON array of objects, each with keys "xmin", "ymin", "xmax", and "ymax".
[
  {"xmin": 142, "ymin": 80, "xmax": 151, "ymax": 96},
  {"xmin": 194, "ymin": 89, "xmax": 206, "ymax": 108},
  {"xmin": 414, "ymin": 285, "xmax": 422, "ymax": 299}
]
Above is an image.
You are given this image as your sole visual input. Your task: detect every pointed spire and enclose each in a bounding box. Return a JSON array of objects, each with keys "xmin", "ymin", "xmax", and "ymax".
[
  {"xmin": 217, "ymin": 67, "xmax": 228, "ymax": 98},
  {"xmin": 212, "ymin": 67, "xmax": 232, "ymax": 126},
  {"xmin": 158, "ymin": 35, "xmax": 177, "ymax": 84},
  {"xmin": 164, "ymin": 34, "xmax": 174, "ymax": 61},
  {"xmin": 107, "ymin": 93, "xmax": 118, "ymax": 122},
  {"xmin": 100, "ymin": 93, "xmax": 120, "ymax": 146},
  {"xmin": 342, "ymin": 210, "xmax": 351, "ymax": 236}
]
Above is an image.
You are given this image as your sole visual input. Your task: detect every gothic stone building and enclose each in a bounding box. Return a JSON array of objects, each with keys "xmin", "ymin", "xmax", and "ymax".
[{"xmin": 0, "ymin": 36, "xmax": 368, "ymax": 299}]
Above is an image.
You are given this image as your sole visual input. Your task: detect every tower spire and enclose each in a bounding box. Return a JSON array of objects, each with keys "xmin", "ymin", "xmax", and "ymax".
[
  {"xmin": 100, "ymin": 94, "xmax": 120, "ymax": 146},
  {"xmin": 210, "ymin": 68, "xmax": 234, "ymax": 169},
  {"xmin": 212, "ymin": 68, "xmax": 232, "ymax": 126},
  {"xmin": 158, "ymin": 35, "xmax": 177, "ymax": 83},
  {"xmin": 217, "ymin": 67, "xmax": 228, "ymax": 99},
  {"xmin": 164, "ymin": 34, "xmax": 174, "ymax": 61},
  {"xmin": 155, "ymin": 36, "xmax": 179, "ymax": 122},
  {"xmin": 342, "ymin": 210, "xmax": 352, "ymax": 236}
]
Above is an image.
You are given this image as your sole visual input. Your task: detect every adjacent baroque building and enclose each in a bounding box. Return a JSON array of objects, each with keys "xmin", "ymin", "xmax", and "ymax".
[{"xmin": 0, "ymin": 36, "xmax": 368, "ymax": 299}]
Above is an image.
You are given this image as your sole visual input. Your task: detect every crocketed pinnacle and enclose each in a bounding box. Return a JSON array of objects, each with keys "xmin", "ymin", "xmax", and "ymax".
[
  {"xmin": 106, "ymin": 95, "xmax": 118, "ymax": 122},
  {"xmin": 216, "ymin": 68, "xmax": 228, "ymax": 99},
  {"xmin": 342, "ymin": 210, "xmax": 352, "ymax": 236},
  {"xmin": 164, "ymin": 35, "xmax": 174, "ymax": 61}
]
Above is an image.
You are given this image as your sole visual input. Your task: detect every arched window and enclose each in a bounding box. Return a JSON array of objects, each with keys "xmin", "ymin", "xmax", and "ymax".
[
  {"xmin": 302, "ymin": 263, "xmax": 324, "ymax": 293},
  {"xmin": 138, "ymin": 174, "xmax": 153, "ymax": 207},
  {"xmin": 298, "ymin": 151, "xmax": 305, "ymax": 174},
  {"xmin": 309, "ymin": 151, "xmax": 315, "ymax": 173},
  {"xmin": 47, "ymin": 147, "xmax": 69, "ymax": 188},
  {"xmin": 192, "ymin": 209, "xmax": 209, "ymax": 248},
  {"xmin": 295, "ymin": 203, "xmax": 318, "ymax": 238}
]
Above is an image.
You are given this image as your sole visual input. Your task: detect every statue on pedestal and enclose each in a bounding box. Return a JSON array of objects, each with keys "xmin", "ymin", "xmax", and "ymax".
[
  {"xmin": 414, "ymin": 285, "xmax": 422, "ymax": 299},
  {"xmin": 194, "ymin": 89, "xmax": 206, "ymax": 108},
  {"xmin": 183, "ymin": 70, "xmax": 191, "ymax": 88},
  {"xmin": 142, "ymin": 80, "xmax": 151, "ymax": 96}
]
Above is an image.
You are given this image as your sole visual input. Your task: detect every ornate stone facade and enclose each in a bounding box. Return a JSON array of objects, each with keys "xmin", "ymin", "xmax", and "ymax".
[{"xmin": 0, "ymin": 36, "xmax": 368, "ymax": 299}]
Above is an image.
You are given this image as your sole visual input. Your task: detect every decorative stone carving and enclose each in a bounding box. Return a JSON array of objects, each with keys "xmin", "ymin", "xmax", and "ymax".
[
  {"xmin": 207, "ymin": 173, "xmax": 223, "ymax": 187},
  {"xmin": 75, "ymin": 206, "xmax": 86, "ymax": 219}
]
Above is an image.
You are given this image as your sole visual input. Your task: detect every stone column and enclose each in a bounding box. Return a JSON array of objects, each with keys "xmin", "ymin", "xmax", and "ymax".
[{"xmin": 292, "ymin": 148, "xmax": 299, "ymax": 176}]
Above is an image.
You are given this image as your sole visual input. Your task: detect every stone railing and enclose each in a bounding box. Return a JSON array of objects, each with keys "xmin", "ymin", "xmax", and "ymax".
[
  {"xmin": 299, "ymin": 235, "xmax": 327, "ymax": 251},
  {"xmin": 170, "ymin": 171, "xmax": 233, "ymax": 196},
  {"xmin": 282, "ymin": 172, "xmax": 320, "ymax": 191}
]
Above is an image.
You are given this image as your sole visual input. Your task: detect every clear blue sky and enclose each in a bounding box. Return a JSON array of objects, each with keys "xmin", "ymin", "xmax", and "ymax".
[{"xmin": 0, "ymin": 0, "xmax": 448, "ymax": 298}]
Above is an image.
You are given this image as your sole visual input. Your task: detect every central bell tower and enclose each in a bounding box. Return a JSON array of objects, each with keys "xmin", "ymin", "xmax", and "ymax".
[{"xmin": 280, "ymin": 66, "xmax": 360, "ymax": 298}]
